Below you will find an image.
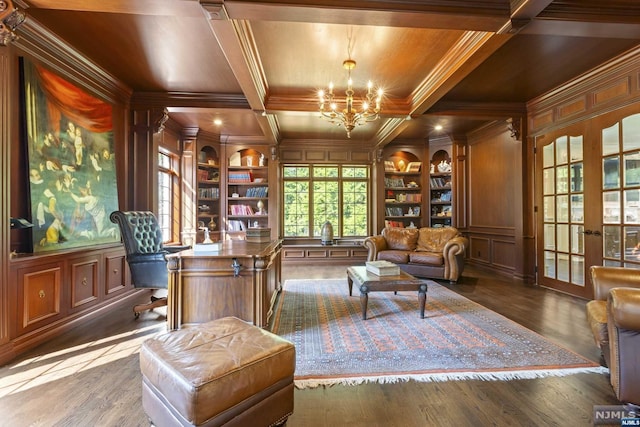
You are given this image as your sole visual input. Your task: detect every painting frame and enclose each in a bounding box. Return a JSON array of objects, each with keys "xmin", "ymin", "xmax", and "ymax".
[{"xmin": 21, "ymin": 58, "xmax": 121, "ymax": 253}]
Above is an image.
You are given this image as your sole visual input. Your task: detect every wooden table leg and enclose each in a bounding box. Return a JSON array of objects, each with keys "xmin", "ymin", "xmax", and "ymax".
[
  {"xmin": 418, "ymin": 283, "xmax": 428, "ymax": 319},
  {"xmin": 347, "ymin": 274, "xmax": 354, "ymax": 296}
]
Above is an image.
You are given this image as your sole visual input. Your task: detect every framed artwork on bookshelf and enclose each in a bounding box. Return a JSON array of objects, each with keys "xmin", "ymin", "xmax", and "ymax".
[{"xmin": 406, "ymin": 161, "xmax": 422, "ymax": 172}]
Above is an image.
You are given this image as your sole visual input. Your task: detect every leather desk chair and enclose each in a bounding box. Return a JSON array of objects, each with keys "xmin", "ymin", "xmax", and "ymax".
[{"xmin": 110, "ymin": 210, "xmax": 189, "ymax": 317}]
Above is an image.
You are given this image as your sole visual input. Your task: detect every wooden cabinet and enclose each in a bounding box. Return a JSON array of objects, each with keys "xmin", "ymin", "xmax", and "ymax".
[
  {"xmin": 226, "ymin": 148, "xmax": 270, "ymax": 237},
  {"xmin": 6, "ymin": 245, "xmax": 133, "ymax": 358},
  {"xmin": 429, "ymin": 149, "xmax": 453, "ymax": 227},
  {"xmin": 282, "ymin": 241, "xmax": 368, "ymax": 265},
  {"xmin": 383, "ymin": 150, "xmax": 424, "ymax": 228},
  {"xmin": 197, "ymin": 145, "xmax": 221, "ymax": 233}
]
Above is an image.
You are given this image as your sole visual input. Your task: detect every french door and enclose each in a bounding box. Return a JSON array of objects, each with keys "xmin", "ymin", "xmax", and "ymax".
[{"xmin": 536, "ymin": 110, "xmax": 640, "ymax": 298}]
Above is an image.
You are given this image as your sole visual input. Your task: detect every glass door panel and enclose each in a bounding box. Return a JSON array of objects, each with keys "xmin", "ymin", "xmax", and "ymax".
[
  {"xmin": 602, "ymin": 113, "xmax": 640, "ymax": 270},
  {"xmin": 539, "ymin": 134, "xmax": 585, "ymax": 288}
]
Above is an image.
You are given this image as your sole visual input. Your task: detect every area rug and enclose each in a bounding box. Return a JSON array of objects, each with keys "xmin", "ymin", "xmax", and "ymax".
[{"xmin": 270, "ymin": 279, "xmax": 607, "ymax": 389}]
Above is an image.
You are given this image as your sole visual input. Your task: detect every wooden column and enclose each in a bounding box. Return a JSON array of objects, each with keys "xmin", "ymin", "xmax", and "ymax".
[
  {"xmin": 0, "ymin": 44, "xmax": 12, "ymax": 362},
  {"xmin": 129, "ymin": 107, "xmax": 167, "ymax": 211}
]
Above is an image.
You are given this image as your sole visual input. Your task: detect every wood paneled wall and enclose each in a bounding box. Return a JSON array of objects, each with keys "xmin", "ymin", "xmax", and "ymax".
[
  {"xmin": 465, "ymin": 122, "xmax": 521, "ymax": 277},
  {"xmin": 528, "ymin": 46, "xmax": 640, "ymax": 136}
]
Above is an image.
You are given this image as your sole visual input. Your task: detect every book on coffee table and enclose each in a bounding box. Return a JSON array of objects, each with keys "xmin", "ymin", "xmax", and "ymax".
[{"xmin": 365, "ymin": 260, "xmax": 400, "ymax": 276}]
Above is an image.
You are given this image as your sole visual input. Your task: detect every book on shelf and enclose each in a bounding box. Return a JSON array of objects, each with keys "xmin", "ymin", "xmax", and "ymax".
[
  {"xmin": 366, "ymin": 260, "xmax": 400, "ymax": 276},
  {"xmin": 245, "ymin": 186, "xmax": 268, "ymax": 197},
  {"xmin": 198, "ymin": 187, "xmax": 219, "ymax": 199},
  {"xmin": 229, "ymin": 204, "xmax": 254, "ymax": 216},
  {"xmin": 228, "ymin": 171, "xmax": 253, "ymax": 183},
  {"xmin": 430, "ymin": 176, "xmax": 451, "ymax": 187},
  {"xmin": 226, "ymin": 219, "xmax": 246, "ymax": 231},
  {"xmin": 384, "ymin": 177, "xmax": 406, "ymax": 188}
]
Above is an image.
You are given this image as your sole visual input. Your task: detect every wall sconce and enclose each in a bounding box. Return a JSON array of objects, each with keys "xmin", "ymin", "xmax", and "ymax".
[
  {"xmin": 10, "ymin": 217, "xmax": 33, "ymax": 229},
  {"xmin": 271, "ymin": 146, "xmax": 277, "ymax": 161},
  {"xmin": 0, "ymin": 0, "xmax": 26, "ymax": 46},
  {"xmin": 376, "ymin": 149, "xmax": 383, "ymax": 163}
]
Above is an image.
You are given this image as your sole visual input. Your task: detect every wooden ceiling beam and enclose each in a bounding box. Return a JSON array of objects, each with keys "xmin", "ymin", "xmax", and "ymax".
[
  {"xmin": 522, "ymin": 20, "xmax": 640, "ymax": 39},
  {"xmin": 520, "ymin": 1, "xmax": 640, "ymax": 38},
  {"xmin": 22, "ymin": 0, "xmax": 205, "ymax": 17},
  {"xmin": 202, "ymin": 5, "xmax": 280, "ymax": 144},
  {"xmin": 222, "ymin": 0, "xmax": 511, "ymax": 32},
  {"xmin": 427, "ymin": 101, "xmax": 527, "ymax": 119}
]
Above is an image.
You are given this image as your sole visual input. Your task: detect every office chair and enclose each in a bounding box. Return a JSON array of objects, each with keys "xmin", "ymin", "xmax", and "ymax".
[{"xmin": 110, "ymin": 210, "xmax": 189, "ymax": 318}]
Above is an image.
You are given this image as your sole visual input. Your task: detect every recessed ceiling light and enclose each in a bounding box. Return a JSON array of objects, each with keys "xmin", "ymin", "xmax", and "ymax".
[
  {"xmin": 434, "ymin": 125, "xmax": 443, "ymax": 131},
  {"xmin": 214, "ymin": 119, "xmax": 222, "ymax": 126}
]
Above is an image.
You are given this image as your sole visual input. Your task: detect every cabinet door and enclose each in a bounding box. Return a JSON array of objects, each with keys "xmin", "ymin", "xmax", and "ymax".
[
  {"xmin": 104, "ymin": 252, "xmax": 128, "ymax": 297},
  {"xmin": 70, "ymin": 257, "xmax": 99, "ymax": 309},
  {"xmin": 18, "ymin": 263, "xmax": 63, "ymax": 333}
]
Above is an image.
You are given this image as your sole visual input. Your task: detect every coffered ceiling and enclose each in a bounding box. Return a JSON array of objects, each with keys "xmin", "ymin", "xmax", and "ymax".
[{"xmin": 18, "ymin": 0, "xmax": 640, "ymax": 148}]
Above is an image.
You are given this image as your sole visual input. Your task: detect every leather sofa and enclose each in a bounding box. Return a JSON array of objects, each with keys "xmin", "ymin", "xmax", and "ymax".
[
  {"xmin": 363, "ymin": 226, "xmax": 467, "ymax": 283},
  {"xmin": 587, "ymin": 265, "xmax": 640, "ymax": 405}
]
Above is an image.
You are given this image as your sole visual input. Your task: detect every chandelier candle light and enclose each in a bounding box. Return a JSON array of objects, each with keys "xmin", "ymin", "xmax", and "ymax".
[{"xmin": 318, "ymin": 56, "xmax": 383, "ymax": 138}]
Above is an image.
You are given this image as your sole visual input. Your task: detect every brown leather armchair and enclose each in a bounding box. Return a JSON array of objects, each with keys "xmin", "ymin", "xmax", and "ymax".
[
  {"xmin": 587, "ymin": 266, "xmax": 640, "ymax": 405},
  {"xmin": 607, "ymin": 287, "xmax": 640, "ymax": 405},
  {"xmin": 587, "ymin": 266, "xmax": 640, "ymax": 367}
]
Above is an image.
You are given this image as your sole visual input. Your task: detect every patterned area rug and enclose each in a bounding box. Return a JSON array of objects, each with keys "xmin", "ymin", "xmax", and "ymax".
[{"xmin": 271, "ymin": 279, "xmax": 607, "ymax": 389}]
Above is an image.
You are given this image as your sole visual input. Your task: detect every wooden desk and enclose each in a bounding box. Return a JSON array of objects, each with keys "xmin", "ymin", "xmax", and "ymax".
[{"xmin": 166, "ymin": 239, "xmax": 282, "ymax": 330}]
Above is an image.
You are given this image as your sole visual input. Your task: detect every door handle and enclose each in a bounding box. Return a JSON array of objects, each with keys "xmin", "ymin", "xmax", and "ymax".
[
  {"xmin": 592, "ymin": 230, "xmax": 602, "ymax": 236},
  {"xmin": 581, "ymin": 229, "xmax": 593, "ymax": 235}
]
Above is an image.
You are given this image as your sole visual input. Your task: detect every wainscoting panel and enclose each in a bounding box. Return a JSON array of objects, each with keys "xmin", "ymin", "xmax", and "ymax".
[
  {"xmin": 492, "ymin": 239, "xmax": 516, "ymax": 271},
  {"xmin": 470, "ymin": 237, "xmax": 491, "ymax": 263}
]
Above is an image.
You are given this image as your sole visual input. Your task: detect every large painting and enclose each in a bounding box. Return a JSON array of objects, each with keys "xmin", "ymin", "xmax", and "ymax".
[{"xmin": 21, "ymin": 58, "xmax": 120, "ymax": 253}]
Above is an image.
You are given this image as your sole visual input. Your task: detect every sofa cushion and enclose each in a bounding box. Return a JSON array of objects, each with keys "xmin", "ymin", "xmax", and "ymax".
[
  {"xmin": 409, "ymin": 251, "xmax": 444, "ymax": 266},
  {"xmin": 378, "ymin": 250, "xmax": 410, "ymax": 264},
  {"xmin": 382, "ymin": 227, "xmax": 419, "ymax": 251},
  {"xmin": 416, "ymin": 227, "xmax": 459, "ymax": 252}
]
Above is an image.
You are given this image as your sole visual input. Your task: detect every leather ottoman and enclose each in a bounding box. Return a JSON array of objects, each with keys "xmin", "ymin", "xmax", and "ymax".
[{"xmin": 140, "ymin": 317, "xmax": 295, "ymax": 427}]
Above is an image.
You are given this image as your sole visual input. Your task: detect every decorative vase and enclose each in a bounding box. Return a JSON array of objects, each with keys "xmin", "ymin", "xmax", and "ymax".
[{"xmin": 321, "ymin": 221, "xmax": 334, "ymax": 246}]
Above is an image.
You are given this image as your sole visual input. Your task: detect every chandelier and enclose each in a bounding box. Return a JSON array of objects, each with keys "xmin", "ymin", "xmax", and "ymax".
[{"xmin": 318, "ymin": 54, "xmax": 383, "ymax": 138}]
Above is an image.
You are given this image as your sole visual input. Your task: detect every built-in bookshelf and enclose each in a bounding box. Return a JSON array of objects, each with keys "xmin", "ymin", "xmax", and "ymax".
[
  {"xmin": 226, "ymin": 148, "xmax": 270, "ymax": 237},
  {"xmin": 197, "ymin": 145, "xmax": 220, "ymax": 232},
  {"xmin": 429, "ymin": 149, "xmax": 452, "ymax": 227},
  {"xmin": 383, "ymin": 151, "xmax": 423, "ymax": 229}
]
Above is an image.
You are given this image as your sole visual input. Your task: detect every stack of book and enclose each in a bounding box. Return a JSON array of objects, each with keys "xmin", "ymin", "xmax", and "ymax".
[
  {"xmin": 246, "ymin": 227, "xmax": 271, "ymax": 243},
  {"xmin": 365, "ymin": 260, "xmax": 400, "ymax": 276}
]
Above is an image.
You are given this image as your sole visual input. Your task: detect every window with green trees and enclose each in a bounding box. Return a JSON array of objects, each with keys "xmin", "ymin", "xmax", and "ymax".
[{"xmin": 283, "ymin": 164, "xmax": 369, "ymax": 238}]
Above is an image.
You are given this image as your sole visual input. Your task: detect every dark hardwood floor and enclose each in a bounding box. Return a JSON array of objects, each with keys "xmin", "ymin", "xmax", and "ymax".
[{"xmin": 0, "ymin": 264, "xmax": 620, "ymax": 426}]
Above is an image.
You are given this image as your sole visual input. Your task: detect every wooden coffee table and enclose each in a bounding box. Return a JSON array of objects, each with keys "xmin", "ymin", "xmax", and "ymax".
[{"xmin": 347, "ymin": 265, "xmax": 429, "ymax": 320}]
